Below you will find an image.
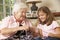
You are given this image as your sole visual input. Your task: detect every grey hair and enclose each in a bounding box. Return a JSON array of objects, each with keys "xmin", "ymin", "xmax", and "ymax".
[{"xmin": 12, "ymin": 3, "xmax": 28, "ymax": 15}]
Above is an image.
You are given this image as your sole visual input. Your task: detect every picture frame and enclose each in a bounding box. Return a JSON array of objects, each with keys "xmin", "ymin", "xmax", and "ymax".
[{"xmin": 26, "ymin": 11, "xmax": 38, "ymax": 19}]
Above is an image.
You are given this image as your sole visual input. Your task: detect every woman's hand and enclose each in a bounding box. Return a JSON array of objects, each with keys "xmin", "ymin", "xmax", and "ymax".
[
  {"xmin": 29, "ymin": 27, "xmax": 39, "ymax": 37},
  {"xmin": 19, "ymin": 25, "xmax": 29, "ymax": 31}
]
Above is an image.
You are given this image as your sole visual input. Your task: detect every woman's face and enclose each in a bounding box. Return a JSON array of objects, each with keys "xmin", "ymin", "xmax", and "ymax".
[
  {"xmin": 14, "ymin": 8, "xmax": 27, "ymax": 22},
  {"xmin": 38, "ymin": 11, "xmax": 47, "ymax": 22}
]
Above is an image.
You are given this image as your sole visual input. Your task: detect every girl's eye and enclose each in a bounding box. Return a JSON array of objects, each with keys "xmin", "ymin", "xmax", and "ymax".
[{"xmin": 39, "ymin": 15, "xmax": 44, "ymax": 16}]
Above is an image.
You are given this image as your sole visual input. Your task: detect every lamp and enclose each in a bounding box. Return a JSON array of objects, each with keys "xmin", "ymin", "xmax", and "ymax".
[
  {"xmin": 26, "ymin": 0, "xmax": 42, "ymax": 19},
  {"xmin": 26, "ymin": 0, "xmax": 42, "ymax": 12}
]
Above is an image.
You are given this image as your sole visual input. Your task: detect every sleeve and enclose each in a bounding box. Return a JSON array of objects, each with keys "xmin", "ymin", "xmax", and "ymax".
[
  {"xmin": 52, "ymin": 21, "xmax": 60, "ymax": 29},
  {"xmin": 0, "ymin": 16, "xmax": 10, "ymax": 30}
]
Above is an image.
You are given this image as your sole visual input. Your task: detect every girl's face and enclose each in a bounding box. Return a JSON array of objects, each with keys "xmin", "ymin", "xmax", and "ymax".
[
  {"xmin": 38, "ymin": 11, "xmax": 47, "ymax": 22},
  {"xmin": 14, "ymin": 8, "xmax": 27, "ymax": 22}
]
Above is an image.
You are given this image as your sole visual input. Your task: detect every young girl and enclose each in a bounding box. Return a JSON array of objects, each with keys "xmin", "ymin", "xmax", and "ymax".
[{"xmin": 37, "ymin": 6, "xmax": 60, "ymax": 40}]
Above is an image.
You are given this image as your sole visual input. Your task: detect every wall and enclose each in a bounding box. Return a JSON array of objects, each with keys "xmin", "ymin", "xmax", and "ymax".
[{"xmin": 28, "ymin": 0, "xmax": 60, "ymax": 25}]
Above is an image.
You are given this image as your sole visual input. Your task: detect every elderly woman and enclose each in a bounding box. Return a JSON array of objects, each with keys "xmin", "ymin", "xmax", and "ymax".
[{"xmin": 0, "ymin": 3, "xmax": 33, "ymax": 40}]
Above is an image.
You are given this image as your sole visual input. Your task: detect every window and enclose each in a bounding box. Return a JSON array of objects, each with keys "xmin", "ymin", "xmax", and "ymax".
[{"xmin": 0, "ymin": 0, "xmax": 14, "ymax": 20}]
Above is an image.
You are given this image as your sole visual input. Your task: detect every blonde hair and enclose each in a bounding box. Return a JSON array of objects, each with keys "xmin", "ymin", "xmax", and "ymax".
[{"xmin": 12, "ymin": 3, "xmax": 28, "ymax": 15}]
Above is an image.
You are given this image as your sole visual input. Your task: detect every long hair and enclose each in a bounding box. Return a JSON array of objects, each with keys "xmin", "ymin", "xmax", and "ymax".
[{"xmin": 37, "ymin": 6, "xmax": 55, "ymax": 26}]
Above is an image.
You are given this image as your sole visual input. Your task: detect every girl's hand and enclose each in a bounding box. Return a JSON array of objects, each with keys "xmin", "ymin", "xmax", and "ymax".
[
  {"xmin": 38, "ymin": 29, "xmax": 43, "ymax": 37},
  {"xmin": 48, "ymin": 33, "xmax": 54, "ymax": 37}
]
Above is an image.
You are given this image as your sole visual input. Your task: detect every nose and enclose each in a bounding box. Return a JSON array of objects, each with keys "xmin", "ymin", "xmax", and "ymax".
[{"xmin": 22, "ymin": 12, "xmax": 26, "ymax": 16}]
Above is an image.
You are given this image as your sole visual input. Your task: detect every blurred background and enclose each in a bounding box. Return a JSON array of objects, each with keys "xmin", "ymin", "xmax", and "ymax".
[{"xmin": 0, "ymin": 0, "xmax": 60, "ymax": 26}]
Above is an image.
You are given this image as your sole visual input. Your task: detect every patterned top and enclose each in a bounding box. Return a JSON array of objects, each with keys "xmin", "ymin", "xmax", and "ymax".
[{"xmin": 0, "ymin": 16, "xmax": 32, "ymax": 40}]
